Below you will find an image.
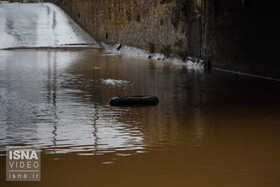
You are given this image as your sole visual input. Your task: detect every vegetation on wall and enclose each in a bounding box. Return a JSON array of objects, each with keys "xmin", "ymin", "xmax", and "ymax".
[
  {"xmin": 175, "ymin": 50, "xmax": 188, "ymax": 61},
  {"xmin": 148, "ymin": 40, "xmax": 188, "ymax": 61},
  {"xmin": 148, "ymin": 42, "xmax": 155, "ymax": 53},
  {"xmin": 160, "ymin": 17, "xmax": 164, "ymax": 26},
  {"xmin": 174, "ymin": 39, "xmax": 183, "ymax": 48},
  {"xmin": 160, "ymin": 44, "xmax": 172, "ymax": 58},
  {"xmin": 136, "ymin": 13, "xmax": 140, "ymax": 22}
]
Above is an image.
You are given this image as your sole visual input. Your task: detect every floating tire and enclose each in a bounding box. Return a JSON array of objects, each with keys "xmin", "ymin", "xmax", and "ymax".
[{"xmin": 109, "ymin": 95, "xmax": 159, "ymax": 106}]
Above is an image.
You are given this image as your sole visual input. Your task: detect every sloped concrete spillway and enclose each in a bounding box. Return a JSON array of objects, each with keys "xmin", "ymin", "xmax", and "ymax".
[{"xmin": 0, "ymin": 2, "xmax": 99, "ymax": 49}]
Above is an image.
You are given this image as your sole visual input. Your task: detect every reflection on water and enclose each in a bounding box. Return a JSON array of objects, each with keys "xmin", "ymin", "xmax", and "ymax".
[
  {"xmin": 1, "ymin": 49, "xmax": 280, "ymax": 156},
  {"xmin": 0, "ymin": 49, "xmax": 280, "ymax": 186},
  {"xmin": 0, "ymin": 50, "xmax": 145, "ymax": 155},
  {"xmin": 0, "ymin": 49, "xmax": 216, "ymax": 155}
]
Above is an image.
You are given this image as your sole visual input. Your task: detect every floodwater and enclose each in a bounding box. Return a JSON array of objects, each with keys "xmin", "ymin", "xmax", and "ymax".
[{"xmin": 0, "ymin": 49, "xmax": 280, "ymax": 186}]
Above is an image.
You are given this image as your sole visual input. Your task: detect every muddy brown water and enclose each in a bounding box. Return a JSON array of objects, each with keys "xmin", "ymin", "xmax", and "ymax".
[{"xmin": 0, "ymin": 49, "xmax": 280, "ymax": 186}]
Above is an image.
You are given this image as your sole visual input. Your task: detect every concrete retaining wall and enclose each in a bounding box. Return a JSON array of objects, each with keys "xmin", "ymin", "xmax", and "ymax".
[{"xmin": 46, "ymin": 0, "xmax": 201, "ymax": 57}]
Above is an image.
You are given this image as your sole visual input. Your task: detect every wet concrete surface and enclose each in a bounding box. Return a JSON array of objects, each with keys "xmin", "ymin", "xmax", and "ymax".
[{"xmin": 0, "ymin": 3, "xmax": 98, "ymax": 49}]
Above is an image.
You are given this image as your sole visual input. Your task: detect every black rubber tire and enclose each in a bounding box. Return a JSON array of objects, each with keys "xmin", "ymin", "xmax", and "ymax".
[{"xmin": 109, "ymin": 95, "xmax": 159, "ymax": 106}]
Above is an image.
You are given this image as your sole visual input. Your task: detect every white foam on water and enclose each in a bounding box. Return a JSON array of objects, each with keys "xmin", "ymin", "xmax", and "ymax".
[
  {"xmin": 101, "ymin": 79, "xmax": 133, "ymax": 87},
  {"xmin": 102, "ymin": 42, "xmax": 205, "ymax": 71}
]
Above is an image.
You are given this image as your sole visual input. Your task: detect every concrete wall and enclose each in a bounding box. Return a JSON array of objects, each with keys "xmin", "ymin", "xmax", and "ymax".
[
  {"xmin": 204, "ymin": 0, "xmax": 280, "ymax": 78},
  {"xmin": 47, "ymin": 0, "xmax": 202, "ymax": 56}
]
